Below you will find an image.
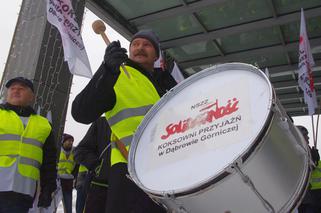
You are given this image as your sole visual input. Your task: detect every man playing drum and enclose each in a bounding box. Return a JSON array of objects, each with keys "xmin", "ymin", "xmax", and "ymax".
[{"xmin": 72, "ymin": 30, "xmax": 176, "ymax": 213}]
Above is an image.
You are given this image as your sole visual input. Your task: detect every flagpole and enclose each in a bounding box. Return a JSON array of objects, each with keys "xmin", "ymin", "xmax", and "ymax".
[
  {"xmin": 316, "ymin": 114, "xmax": 320, "ymax": 147},
  {"xmin": 315, "ymin": 99, "xmax": 321, "ymax": 147},
  {"xmin": 311, "ymin": 115, "xmax": 317, "ymax": 147}
]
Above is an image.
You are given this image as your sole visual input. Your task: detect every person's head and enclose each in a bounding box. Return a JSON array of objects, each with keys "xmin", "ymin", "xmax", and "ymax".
[
  {"xmin": 62, "ymin": 133, "xmax": 74, "ymax": 151},
  {"xmin": 5, "ymin": 77, "xmax": 35, "ymax": 107},
  {"xmin": 297, "ymin": 125, "xmax": 309, "ymax": 143},
  {"xmin": 129, "ymin": 29, "xmax": 160, "ymax": 71}
]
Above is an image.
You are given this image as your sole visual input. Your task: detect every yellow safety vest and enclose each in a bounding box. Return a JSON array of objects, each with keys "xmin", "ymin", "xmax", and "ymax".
[
  {"xmin": 310, "ymin": 161, "xmax": 321, "ymax": 190},
  {"xmin": 58, "ymin": 149, "xmax": 76, "ymax": 178},
  {"xmin": 105, "ymin": 66, "xmax": 160, "ymax": 166},
  {"xmin": 0, "ymin": 108, "xmax": 51, "ymax": 196},
  {"xmin": 79, "ymin": 164, "xmax": 88, "ymax": 173}
]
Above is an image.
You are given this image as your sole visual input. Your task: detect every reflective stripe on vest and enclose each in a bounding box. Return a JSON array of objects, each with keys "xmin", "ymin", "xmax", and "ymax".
[
  {"xmin": 108, "ymin": 105, "xmax": 153, "ymax": 126},
  {"xmin": 58, "ymin": 149, "xmax": 76, "ymax": 178},
  {"xmin": 0, "ymin": 109, "xmax": 51, "ymax": 196},
  {"xmin": 91, "ymin": 181, "xmax": 108, "ymax": 188},
  {"xmin": 105, "ymin": 66, "xmax": 160, "ymax": 166},
  {"xmin": 310, "ymin": 161, "xmax": 321, "ymax": 190},
  {"xmin": 0, "ymin": 162, "xmax": 37, "ymax": 196}
]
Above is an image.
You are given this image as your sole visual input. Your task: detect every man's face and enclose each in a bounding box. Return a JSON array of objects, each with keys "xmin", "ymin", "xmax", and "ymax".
[
  {"xmin": 6, "ymin": 82, "xmax": 34, "ymax": 107},
  {"xmin": 63, "ymin": 139, "xmax": 73, "ymax": 150},
  {"xmin": 129, "ymin": 38, "xmax": 158, "ymax": 68}
]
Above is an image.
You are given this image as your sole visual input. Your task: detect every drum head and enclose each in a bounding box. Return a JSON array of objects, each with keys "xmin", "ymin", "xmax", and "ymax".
[{"xmin": 129, "ymin": 63, "xmax": 273, "ymax": 195}]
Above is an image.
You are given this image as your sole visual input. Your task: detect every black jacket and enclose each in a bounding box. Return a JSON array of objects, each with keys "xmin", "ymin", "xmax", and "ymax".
[
  {"xmin": 0, "ymin": 103, "xmax": 57, "ymax": 206},
  {"xmin": 74, "ymin": 117, "xmax": 111, "ymax": 185},
  {"xmin": 72, "ymin": 59, "xmax": 177, "ymax": 124}
]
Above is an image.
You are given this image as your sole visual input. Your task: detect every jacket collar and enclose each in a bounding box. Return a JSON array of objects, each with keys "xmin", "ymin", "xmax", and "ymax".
[
  {"xmin": 125, "ymin": 59, "xmax": 154, "ymax": 76},
  {"xmin": 0, "ymin": 102, "xmax": 36, "ymax": 117}
]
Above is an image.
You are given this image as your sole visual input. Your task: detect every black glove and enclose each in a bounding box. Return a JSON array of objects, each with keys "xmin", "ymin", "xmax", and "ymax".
[
  {"xmin": 311, "ymin": 147, "xmax": 320, "ymax": 166},
  {"xmin": 37, "ymin": 190, "xmax": 53, "ymax": 208},
  {"xmin": 104, "ymin": 40, "xmax": 128, "ymax": 72}
]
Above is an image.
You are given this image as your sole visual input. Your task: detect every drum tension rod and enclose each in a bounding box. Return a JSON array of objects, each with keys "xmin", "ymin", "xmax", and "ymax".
[
  {"xmin": 231, "ymin": 163, "xmax": 276, "ymax": 213},
  {"xmin": 164, "ymin": 193, "xmax": 189, "ymax": 213}
]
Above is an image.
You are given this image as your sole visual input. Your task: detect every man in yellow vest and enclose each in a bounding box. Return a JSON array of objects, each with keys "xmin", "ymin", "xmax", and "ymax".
[
  {"xmin": 0, "ymin": 77, "xmax": 57, "ymax": 212},
  {"xmin": 72, "ymin": 30, "xmax": 177, "ymax": 212},
  {"xmin": 58, "ymin": 133, "xmax": 77, "ymax": 213},
  {"xmin": 297, "ymin": 125, "xmax": 321, "ymax": 213}
]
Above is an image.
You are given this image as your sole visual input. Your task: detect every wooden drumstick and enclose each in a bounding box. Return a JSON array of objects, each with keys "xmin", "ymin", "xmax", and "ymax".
[{"xmin": 92, "ymin": 20, "xmax": 130, "ymax": 78}]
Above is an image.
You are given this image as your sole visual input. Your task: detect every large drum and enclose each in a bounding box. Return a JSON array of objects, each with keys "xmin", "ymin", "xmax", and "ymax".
[{"xmin": 128, "ymin": 63, "xmax": 310, "ymax": 213}]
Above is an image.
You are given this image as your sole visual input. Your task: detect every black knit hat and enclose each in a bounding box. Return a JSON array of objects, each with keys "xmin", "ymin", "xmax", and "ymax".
[
  {"xmin": 6, "ymin": 77, "xmax": 34, "ymax": 92},
  {"xmin": 62, "ymin": 133, "xmax": 74, "ymax": 144},
  {"xmin": 296, "ymin": 125, "xmax": 308, "ymax": 136},
  {"xmin": 130, "ymin": 29, "xmax": 160, "ymax": 58}
]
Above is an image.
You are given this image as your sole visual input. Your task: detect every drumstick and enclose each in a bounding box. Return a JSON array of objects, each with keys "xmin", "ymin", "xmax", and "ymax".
[{"xmin": 92, "ymin": 20, "xmax": 130, "ymax": 78}]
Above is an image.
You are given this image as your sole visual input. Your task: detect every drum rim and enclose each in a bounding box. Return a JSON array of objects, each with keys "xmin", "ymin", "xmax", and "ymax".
[{"xmin": 128, "ymin": 62, "xmax": 274, "ymax": 196}]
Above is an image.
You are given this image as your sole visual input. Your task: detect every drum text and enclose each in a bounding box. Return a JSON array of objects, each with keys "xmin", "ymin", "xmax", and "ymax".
[
  {"xmin": 158, "ymin": 122, "xmax": 239, "ymax": 156},
  {"xmin": 158, "ymin": 131, "xmax": 198, "ymax": 151},
  {"xmin": 200, "ymin": 124, "xmax": 238, "ymax": 141},
  {"xmin": 198, "ymin": 115, "xmax": 241, "ymax": 135},
  {"xmin": 161, "ymin": 98, "xmax": 239, "ymax": 140},
  {"xmin": 191, "ymin": 99, "xmax": 209, "ymax": 110},
  {"xmin": 161, "ymin": 138, "xmax": 199, "ymax": 156}
]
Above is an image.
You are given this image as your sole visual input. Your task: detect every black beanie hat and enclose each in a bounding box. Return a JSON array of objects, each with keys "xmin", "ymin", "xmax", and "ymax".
[
  {"xmin": 6, "ymin": 77, "xmax": 34, "ymax": 92},
  {"xmin": 296, "ymin": 125, "xmax": 308, "ymax": 136},
  {"xmin": 62, "ymin": 133, "xmax": 74, "ymax": 144},
  {"xmin": 130, "ymin": 29, "xmax": 160, "ymax": 58}
]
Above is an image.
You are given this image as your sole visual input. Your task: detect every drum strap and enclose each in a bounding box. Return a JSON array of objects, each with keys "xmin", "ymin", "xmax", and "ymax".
[{"xmin": 115, "ymin": 139, "xmax": 128, "ymax": 160}]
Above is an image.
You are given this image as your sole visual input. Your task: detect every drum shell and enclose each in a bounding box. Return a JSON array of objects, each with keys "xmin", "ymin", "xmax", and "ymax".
[
  {"xmin": 128, "ymin": 63, "xmax": 310, "ymax": 213},
  {"xmin": 153, "ymin": 107, "xmax": 310, "ymax": 213}
]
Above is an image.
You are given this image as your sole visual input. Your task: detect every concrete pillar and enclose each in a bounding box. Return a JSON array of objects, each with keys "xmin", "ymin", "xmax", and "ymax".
[{"xmin": 0, "ymin": 0, "xmax": 86, "ymax": 144}]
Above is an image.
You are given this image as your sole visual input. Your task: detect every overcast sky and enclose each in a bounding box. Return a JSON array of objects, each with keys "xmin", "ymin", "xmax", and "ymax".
[{"xmin": 0, "ymin": 0, "xmax": 320, "ymax": 151}]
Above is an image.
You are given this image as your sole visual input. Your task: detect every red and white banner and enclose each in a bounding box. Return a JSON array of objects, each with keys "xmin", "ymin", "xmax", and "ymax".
[
  {"xmin": 154, "ymin": 50, "xmax": 185, "ymax": 83},
  {"xmin": 46, "ymin": 0, "xmax": 92, "ymax": 78},
  {"xmin": 298, "ymin": 8, "xmax": 317, "ymax": 115}
]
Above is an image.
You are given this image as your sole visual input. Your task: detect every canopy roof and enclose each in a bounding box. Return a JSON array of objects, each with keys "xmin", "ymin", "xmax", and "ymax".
[{"xmin": 87, "ymin": 0, "xmax": 321, "ymax": 116}]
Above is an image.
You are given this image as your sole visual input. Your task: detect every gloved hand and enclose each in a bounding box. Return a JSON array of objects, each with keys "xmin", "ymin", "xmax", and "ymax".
[
  {"xmin": 311, "ymin": 146, "xmax": 320, "ymax": 166},
  {"xmin": 37, "ymin": 190, "xmax": 53, "ymax": 208},
  {"xmin": 104, "ymin": 40, "xmax": 128, "ymax": 72}
]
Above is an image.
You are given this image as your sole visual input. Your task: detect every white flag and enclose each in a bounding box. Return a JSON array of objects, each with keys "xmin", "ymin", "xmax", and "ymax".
[
  {"xmin": 154, "ymin": 49, "xmax": 165, "ymax": 71},
  {"xmin": 46, "ymin": 110, "xmax": 52, "ymax": 123},
  {"xmin": 264, "ymin": 67, "xmax": 270, "ymax": 78},
  {"xmin": 171, "ymin": 62, "xmax": 185, "ymax": 83},
  {"xmin": 154, "ymin": 49, "xmax": 185, "ymax": 83},
  {"xmin": 298, "ymin": 8, "xmax": 317, "ymax": 115},
  {"xmin": 46, "ymin": 0, "xmax": 92, "ymax": 78}
]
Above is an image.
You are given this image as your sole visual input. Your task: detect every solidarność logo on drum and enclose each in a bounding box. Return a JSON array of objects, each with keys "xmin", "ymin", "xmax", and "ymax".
[{"xmin": 161, "ymin": 98, "xmax": 239, "ymax": 140}]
